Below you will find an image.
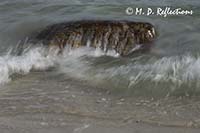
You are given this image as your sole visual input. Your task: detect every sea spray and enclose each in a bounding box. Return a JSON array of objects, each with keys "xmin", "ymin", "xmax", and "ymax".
[
  {"xmin": 1, "ymin": 45, "xmax": 200, "ymax": 96},
  {"xmin": 0, "ymin": 47, "xmax": 55, "ymax": 85},
  {"xmin": 58, "ymin": 49, "xmax": 200, "ymax": 96}
]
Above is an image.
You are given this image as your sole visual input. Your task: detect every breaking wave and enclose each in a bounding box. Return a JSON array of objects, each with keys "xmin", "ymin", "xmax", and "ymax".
[
  {"xmin": 0, "ymin": 47, "xmax": 55, "ymax": 85},
  {"xmin": 58, "ymin": 48, "xmax": 200, "ymax": 96},
  {"xmin": 1, "ymin": 44, "xmax": 200, "ymax": 96}
]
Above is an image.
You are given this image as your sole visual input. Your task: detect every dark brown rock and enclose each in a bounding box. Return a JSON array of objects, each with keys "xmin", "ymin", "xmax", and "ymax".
[{"xmin": 34, "ymin": 20, "xmax": 157, "ymax": 56}]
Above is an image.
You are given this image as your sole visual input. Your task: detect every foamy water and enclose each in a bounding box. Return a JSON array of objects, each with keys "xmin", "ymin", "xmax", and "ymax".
[
  {"xmin": 1, "ymin": 1, "xmax": 200, "ymax": 132},
  {"xmin": 0, "ymin": 0, "xmax": 200, "ymax": 97},
  {"xmin": 58, "ymin": 48, "xmax": 200, "ymax": 95},
  {"xmin": 0, "ymin": 47, "xmax": 55, "ymax": 85},
  {"xmin": 1, "ymin": 41, "xmax": 200, "ymax": 97},
  {"xmin": 1, "ymin": 44, "xmax": 200, "ymax": 95}
]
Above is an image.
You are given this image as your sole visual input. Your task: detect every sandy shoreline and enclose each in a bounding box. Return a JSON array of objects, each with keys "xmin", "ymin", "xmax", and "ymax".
[{"xmin": 0, "ymin": 71, "xmax": 200, "ymax": 133}]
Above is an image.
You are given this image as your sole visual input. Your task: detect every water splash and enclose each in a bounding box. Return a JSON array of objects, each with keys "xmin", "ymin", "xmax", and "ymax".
[
  {"xmin": 0, "ymin": 47, "xmax": 55, "ymax": 85},
  {"xmin": 59, "ymin": 49, "xmax": 200, "ymax": 84},
  {"xmin": 1, "ymin": 45, "xmax": 200, "ymax": 96},
  {"xmin": 58, "ymin": 49, "xmax": 200, "ymax": 96}
]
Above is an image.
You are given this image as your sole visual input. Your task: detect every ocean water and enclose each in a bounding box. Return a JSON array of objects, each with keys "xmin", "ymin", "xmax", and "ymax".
[
  {"xmin": 1, "ymin": 0, "xmax": 200, "ymax": 97},
  {"xmin": 1, "ymin": 0, "xmax": 200, "ymax": 131}
]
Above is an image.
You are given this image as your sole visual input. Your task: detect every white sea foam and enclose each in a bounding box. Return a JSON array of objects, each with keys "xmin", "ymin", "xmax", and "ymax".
[
  {"xmin": 58, "ymin": 48, "xmax": 200, "ymax": 89},
  {"xmin": 0, "ymin": 46, "xmax": 119, "ymax": 86},
  {"xmin": 62, "ymin": 46, "xmax": 120, "ymax": 57},
  {"xmin": 0, "ymin": 47, "xmax": 55, "ymax": 85},
  {"xmin": 1, "ymin": 45, "xmax": 200, "ymax": 91},
  {"xmin": 103, "ymin": 55, "xmax": 200, "ymax": 87}
]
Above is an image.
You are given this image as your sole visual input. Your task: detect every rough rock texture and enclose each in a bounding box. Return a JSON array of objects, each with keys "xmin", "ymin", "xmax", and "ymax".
[{"xmin": 34, "ymin": 20, "xmax": 157, "ymax": 56}]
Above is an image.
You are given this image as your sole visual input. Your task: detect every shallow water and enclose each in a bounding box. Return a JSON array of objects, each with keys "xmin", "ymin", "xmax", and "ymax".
[
  {"xmin": 0, "ymin": 0, "xmax": 200, "ymax": 96},
  {"xmin": 0, "ymin": 0, "xmax": 200, "ymax": 131}
]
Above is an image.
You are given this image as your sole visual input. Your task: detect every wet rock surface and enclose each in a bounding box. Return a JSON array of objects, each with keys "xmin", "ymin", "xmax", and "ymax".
[{"xmin": 31, "ymin": 20, "xmax": 157, "ymax": 56}]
